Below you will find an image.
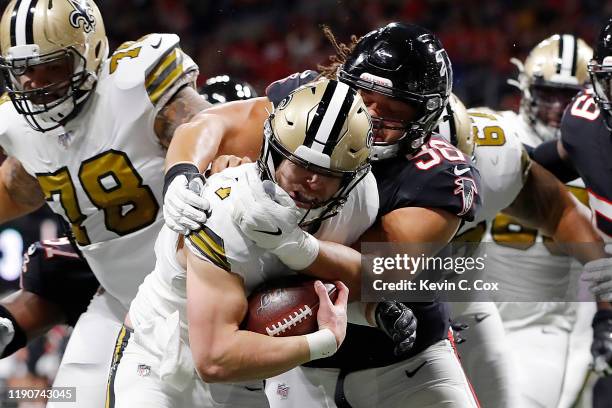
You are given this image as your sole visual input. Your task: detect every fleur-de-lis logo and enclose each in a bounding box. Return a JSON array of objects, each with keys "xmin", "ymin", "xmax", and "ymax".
[{"xmin": 67, "ymin": 0, "xmax": 96, "ymax": 33}]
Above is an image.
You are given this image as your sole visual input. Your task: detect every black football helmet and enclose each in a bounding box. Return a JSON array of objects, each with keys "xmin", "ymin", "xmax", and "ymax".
[
  {"xmin": 338, "ymin": 22, "xmax": 452, "ymax": 159},
  {"xmin": 589, "ymin": 17, "xmax": 612, "ymax": 130},
  {"xmin": 200, "ymin": 75, "xmax": 258, "ymax": 104}
]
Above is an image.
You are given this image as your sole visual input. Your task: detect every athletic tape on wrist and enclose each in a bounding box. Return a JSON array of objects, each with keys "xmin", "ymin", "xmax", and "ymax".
[{"xmin": 305, "ymin": 328, "xmax": 337, "ymax": 360}]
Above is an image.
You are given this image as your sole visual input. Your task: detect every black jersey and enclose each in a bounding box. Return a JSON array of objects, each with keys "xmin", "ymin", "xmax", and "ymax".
[
  {"xmin": 308, "ymin": 136, "xmax": 481, "ymax": 370},
  {"xmin": 374, "ymin": 135, "xmax": 481, "ymax": 221},
  {"xmin": 21, "ymin": 237, "xmax": 99, "ymax": 326},
  {"xmin": 267, "ymin": 72, "xmax": 482, "ymax": 370},
  {"xmin": 560, "ymin": 89, "xmax": 612, "ymax": 238}
]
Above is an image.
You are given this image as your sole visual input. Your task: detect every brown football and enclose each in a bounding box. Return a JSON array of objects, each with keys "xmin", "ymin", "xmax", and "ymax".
[{"xmin": 244, "ymin": 276, "xmax": 338, "ymax": 337}]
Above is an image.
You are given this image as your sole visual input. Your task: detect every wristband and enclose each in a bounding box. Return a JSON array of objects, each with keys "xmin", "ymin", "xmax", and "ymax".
[
  {"xmin": 305, "ymin": 328, "xmax": 337, "ymax": 360},
  {"xmin": 162, "ymin": 162, "xmax": 199, "ymax": 199},
  {"xmin": 0, "ymin": 304, "xmax": 26, "ymax": 358}
]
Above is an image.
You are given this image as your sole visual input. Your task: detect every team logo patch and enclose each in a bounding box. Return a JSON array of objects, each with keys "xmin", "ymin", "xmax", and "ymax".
[
  {"xmin": 259, "ymin": 289, "xmax": 287, "ymax": 312},
  {"xmin": 276, "ymin": 94, "xmax": 293, "ymax": 110},
  {"xmin": 215, "ymin": 187, "xmax": 231, "ymax": 200},
  {"xmin": 453, "ymin": 177, "xmax": 478, "ymax": 217},
  {"xmin": 67, "ymin": 0, "xmax": 96, "ymax": 33},
  {"xmin": 57, "ymin": 131, "xmax": 74, "ymax": 148},
  {"xmin": 276, "ymin": 383, "xmax": 290, "ymax": 399},
  {"xmin": 137, "ymin": 364, "xmax": 151, "ymax": 377}
]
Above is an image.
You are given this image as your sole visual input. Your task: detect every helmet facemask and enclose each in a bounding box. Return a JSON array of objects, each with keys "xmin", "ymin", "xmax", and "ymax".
[
  {"xmin": 524, "ymin": 83, "xmax": 582, "ymax": 140},
  {"xmin": 258, "ymin": 117, "xmax": 370, "ymax": 228},
  {"xmin": 366, "ymin": 96, "xmax": 444, "ymax": 161},
  {"xmin": 588, "ymin": 59, "xmax": 612, "ymax": 130},
  {"xmin": 510, "ymin": 34, "xmax": 593, "ymax": 140},
  {"xmin": 0, "ymin": 45, "xmax": 95, "ymax": 132}
]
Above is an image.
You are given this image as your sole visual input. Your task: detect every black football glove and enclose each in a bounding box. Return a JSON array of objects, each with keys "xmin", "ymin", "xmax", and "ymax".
[
  {"xmin": 375, "ymin": 301, "xmax": 417, "ymax": 356},
  {"xmin": 592, "ymin": 310, "xmax": 612, "ymax": 376}
]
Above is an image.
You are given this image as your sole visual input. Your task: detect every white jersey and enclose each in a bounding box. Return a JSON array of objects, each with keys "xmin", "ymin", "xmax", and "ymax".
[
  {"xmin": 0, "ymin": 33, "xmax": 198, "ymax": 308},
  {"xmin": 455, "ymin": 109, "xmax": 528, "ymax": 236},
  {"xmin": 127, "ymin": 163, "xmax": 378, "ymax": 388},
  {"xmin": 484, "ymin": 111, "xmax": 588, "ymax": 307},
  {"xmin": 129, "ymin": 163, "xmax": 378, "ymax": 341}
]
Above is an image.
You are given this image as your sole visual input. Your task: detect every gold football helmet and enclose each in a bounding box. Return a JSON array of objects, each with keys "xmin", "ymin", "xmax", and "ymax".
[
  {"xmin": 0, "ymin": 0, "xmax": 108, "ymax": 131},
  {"xmin": 510, "ymin": 34, "xmax": 592, "ymax": 141},
  {"xmin": 436, "ymin": 93, "xmax": 475, "ymax": 158},
  {"xmin": 260, "ymin": 78, "xmax": 373, "ymax": 226}
]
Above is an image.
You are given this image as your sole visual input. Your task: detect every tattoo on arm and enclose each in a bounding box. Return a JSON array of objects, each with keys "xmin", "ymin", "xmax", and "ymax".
[
  {"xmin": 154, "ymin": 86, "xmax": 212, "ymax": 149},
  {"xmin": 3, "ymin": 157, "xmax": 45, "ymax": 208}
]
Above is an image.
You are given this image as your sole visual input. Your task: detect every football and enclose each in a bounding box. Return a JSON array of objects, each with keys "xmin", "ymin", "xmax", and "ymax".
[{"xmin": 244, "ymin": 276, "xmax": 338, "ymax": 337}]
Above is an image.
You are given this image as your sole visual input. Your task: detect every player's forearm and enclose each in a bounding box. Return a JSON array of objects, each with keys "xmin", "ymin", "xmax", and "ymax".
[
  {"xmin": 164, "ymin": 113, "xmax": 225, "ymax": 173},
  {"xmin": 551, "ymin": 196, "xmax": 608, "ymax": 264},
  {"xmin": 0, "ymin": 158, "xmax": 44, "ymax": 222},
  {"xmin": 1, "ymin": 290, "xmax": 66, "ymax": 342},
  {"xmin": 193, "ymin": 329, "xmax": 310, "ymax": 383},
  {"xmin": 0, "ymin": 181, "xmax": 42, "ymax": 222},
  {"xmin": 305, "ymin": 241, "xmax": 361, "ymax": 299}
]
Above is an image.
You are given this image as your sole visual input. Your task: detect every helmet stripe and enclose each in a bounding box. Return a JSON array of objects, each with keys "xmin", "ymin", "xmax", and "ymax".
[
  {"xmin": 25, "ymin": 0, "xmax": 39, "ymax": 45},
  {"xmin": 310, "ymin": 82, "xmax": 352, "ymax": 154},
  {"xmin": 13, "ymin": 0, "xmax": 33, "ymax": 46},
  {"xmin": 571, "ymin": 35, "xmax": 578, "ymax": 76},
  {"xmin": 303, "ymin": 79, "xmax": 338, "ymax": 148},
  {"xmin": 322, "ymin": 87, "xmax": 355, "ymax": 156},
  {"xmin": 9, "ymin": 0, "xmax": 21, "ymax": 47},
  {"xmin": 559, "ymin": 34, "xmax": 576, "ymax": 77}
]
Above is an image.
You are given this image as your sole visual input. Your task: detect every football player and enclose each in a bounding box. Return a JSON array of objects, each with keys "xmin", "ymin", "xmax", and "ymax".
[
  {"xmin": 170, "ymin": 23, "xmax": 483, "ymax": 407},
  {"xmin": 532, "ymin": 16, "xmax": 612, "ymax": 394},
  {"xmin": 107, "ymin": 79, "xmax": 371, "ymax": 407},
  {"xmin": 0, "ymin": 0, "xmax": 213, "ymax": 406},
  {"xmin": 479, "ymin": 34, "xmax": 596, "ymax": 408},
  {"xmin": 256, "ymin": 25, "xmax": 611, "ymax": 408}
]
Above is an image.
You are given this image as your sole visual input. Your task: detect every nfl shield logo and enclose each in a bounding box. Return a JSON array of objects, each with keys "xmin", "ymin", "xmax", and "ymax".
[
  {"xmin": 276, "ymin": 383, "xmax": 290, "ymax": 399},
  {"xmin": 137, "ymin": 364, "xmax": 151, "ymax": 377}
]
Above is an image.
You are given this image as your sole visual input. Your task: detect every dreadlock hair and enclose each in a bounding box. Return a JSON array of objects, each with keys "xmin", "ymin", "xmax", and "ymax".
[{"xmin": 317, "ymin": 25, "xmax": 360, "ymax": 80}]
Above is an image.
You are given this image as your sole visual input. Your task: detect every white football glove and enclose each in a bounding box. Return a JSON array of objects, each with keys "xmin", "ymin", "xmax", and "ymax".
[
  {"xmin": 163, "ymin": 174, "xmax": 210, "ymax": 235},
  {"xmin": 581, "ymin": 246, "xmax": 612, "ymax": 301},
  {"xmin": 231, "ymin": 171, "xmax": 319, "ymax": 270}
]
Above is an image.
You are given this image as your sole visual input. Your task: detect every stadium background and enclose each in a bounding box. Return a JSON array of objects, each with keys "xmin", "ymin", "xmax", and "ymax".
[{"xmin": 0, "ymin": 0, "xmax": 609, "ymax": 405}]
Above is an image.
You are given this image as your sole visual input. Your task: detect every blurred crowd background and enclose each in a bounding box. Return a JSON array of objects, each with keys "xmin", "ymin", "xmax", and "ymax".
[
  {"xmin": 0, "ymin": 0, "xmax": 610, "ymax": 405},
  {"xmin": 98, "ymin": 0, "xmax": 609, "ymax": 110}
]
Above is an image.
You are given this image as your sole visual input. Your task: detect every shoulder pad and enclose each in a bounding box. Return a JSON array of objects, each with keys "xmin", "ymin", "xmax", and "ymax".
[
  {"xmin": 266, "ymin": 70, "xmax": 319, "ymax": 107},
  {"xmin": 104, "ymin": 33, "xmax": 198, "ymax": 105}
]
